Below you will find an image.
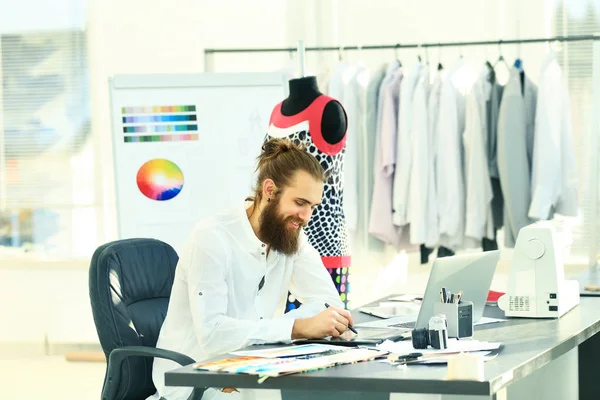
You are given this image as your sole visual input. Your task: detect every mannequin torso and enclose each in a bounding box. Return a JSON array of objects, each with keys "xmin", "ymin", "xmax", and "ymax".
[
  {"xmin": 266, "ymin": 75, "xmax": 351, "ymax": 309},
  {"xmin": 281, "ymin": 77, "xmax": 347, "ymax": 145}
]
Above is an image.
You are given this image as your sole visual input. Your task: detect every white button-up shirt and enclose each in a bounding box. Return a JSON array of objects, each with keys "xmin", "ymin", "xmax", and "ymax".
[
  {"xmin": 529, "ymin": 52, "xmax": 578, "ymax": 220},
  {"xmin": 392, "ymin": 62, "xmax": 423, "ymax": 227},
  {"xmin": 149, "ymin": 201, "xmax": 343, "ymax": 400}
]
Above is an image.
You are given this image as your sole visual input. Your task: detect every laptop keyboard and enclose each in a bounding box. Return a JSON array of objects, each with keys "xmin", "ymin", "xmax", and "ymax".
[{"xmin": 388, "ymin": 321, "xmax": 416, "ymax": 329}]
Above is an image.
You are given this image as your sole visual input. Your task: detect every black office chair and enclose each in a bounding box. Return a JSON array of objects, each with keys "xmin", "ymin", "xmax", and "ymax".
[{"xmin": 89, "ymin": 238, "xmax": 205, "ymax": 400}]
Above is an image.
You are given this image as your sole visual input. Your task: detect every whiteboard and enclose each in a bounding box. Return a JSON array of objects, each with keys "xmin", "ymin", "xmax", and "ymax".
[{"xmin": 109, "ymin": 72, "xmax": 285, "ymax": 254}]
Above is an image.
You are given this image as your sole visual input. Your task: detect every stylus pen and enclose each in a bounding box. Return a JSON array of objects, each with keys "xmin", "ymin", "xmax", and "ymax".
[{"xmin": 325, "ymin": 303, "xmax": 358, "ymax": 334}]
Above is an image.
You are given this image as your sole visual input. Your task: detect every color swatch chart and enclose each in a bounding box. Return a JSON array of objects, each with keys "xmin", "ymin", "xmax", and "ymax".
[{"xmin": 121, "ymin": 105, "xmax": 199, "ymax": 143}]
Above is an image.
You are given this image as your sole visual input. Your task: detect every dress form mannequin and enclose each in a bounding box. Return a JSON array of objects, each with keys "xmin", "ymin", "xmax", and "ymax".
[
  {"xmin": 281, "ymin": 77, "xmax": 347, "ymax": 145},
  {"xmin": 266, "ymin": 76, "xmax": 351, "ymax": 309}
]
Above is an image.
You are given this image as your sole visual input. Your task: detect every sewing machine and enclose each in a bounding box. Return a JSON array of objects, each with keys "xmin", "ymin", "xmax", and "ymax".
[{"xmin": 497, "ymin": 221, "xmax": 580, "ymax": 318}]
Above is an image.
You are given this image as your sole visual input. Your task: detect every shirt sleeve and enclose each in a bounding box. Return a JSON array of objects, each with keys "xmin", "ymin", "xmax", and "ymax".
[
  {"xmin": 393, "ymin": 75, "xmax": 414, "ymax": 226},
  {"xmin": 379, "ymin": 80, "xmax": 398, "ymax": 176},
  {"xmin": 184, "ymin": 230, "xmax": 296, "ymax": 358},
  {"xmin": 464, "ymin": 87, "xmax": 494, "ymax": 240},
  {"xmin": 437, "ymin": 81, "xmax": 461, "ymax": 237},
  {"xmin": 528, "ymin": 65, "xmax": 561, "ymax": 220},
  {"xmin": 408, "ymin": 75, "xmax": 430, "ymax": 244},
  {"xmin": 282, "ymin": 235, "xmax": 344, "ymax": 319}
]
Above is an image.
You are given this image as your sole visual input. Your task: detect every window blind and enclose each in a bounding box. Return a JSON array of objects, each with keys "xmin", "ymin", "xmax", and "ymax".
[
  {"xmin": 552, "ymin": 0, "xmax": 600, "ymax": 264},
  {"xmin": 0, "ymin": 30, "xmax": 93, "ymax": 255}
]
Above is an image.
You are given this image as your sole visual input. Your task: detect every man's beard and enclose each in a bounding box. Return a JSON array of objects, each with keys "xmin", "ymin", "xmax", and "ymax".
[{"xmin": 259, "ymin": 197, "xmax": 305, "ymax": 256}]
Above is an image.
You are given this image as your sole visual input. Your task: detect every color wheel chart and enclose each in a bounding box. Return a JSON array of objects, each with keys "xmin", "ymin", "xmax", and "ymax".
[
  {"xmin": 136, "ymin": 158, "xmax": 184, "ymax": 201},
  {"xmin": 121, "ymin": 105, "xmax": 199, "ymax": 143}
]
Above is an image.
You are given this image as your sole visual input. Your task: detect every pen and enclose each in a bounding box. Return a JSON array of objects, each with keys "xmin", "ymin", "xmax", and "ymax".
[
  {"xmin": 455, "ymin": 290, "xmax": 463, "ymax": 303},
  {"xmin": 324, "ymin": 303, "xmax": 358, "ymax": 334}
]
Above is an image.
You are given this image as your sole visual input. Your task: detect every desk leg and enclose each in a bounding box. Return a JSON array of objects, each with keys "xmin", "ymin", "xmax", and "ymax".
[
  {"xmin": 491, "ymin": 388, "xmax": 507, "ymax": 400},
  {"xmin": 579, "ymin": 329, "xmax": 600, "ymax": 400}
]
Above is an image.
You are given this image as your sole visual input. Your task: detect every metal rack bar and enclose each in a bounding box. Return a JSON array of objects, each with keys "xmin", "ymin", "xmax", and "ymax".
[{"xmin": 203, "ymin": 34, "xmax": 600, "ymax": 55}]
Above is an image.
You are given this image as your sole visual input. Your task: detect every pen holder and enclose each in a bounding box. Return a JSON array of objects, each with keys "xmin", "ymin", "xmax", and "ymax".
[{"xmin": 433, "ymin": 301, "xmax": 473, "ymax": 339}]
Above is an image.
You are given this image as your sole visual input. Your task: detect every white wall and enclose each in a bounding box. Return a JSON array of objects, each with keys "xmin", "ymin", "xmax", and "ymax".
[
  {"xmin": 88, "ymin": 0, "xmax": 290, "ymax": 245},
  {"xmin": 1, "ymin": 0, "xmax": 559, "ymax": 347}
]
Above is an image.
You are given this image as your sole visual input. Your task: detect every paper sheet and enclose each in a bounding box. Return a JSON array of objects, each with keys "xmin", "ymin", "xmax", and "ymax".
[
  {"xmin": 378, "ymin": 351, "xmax": 496, "ymax": 365},
  {"xmin": 196, "ymin": 348, "xmax": 386, "ymax": 378},
  {"xmin": 388, "ymin": 294, "xmax": 423, "ymax": 302},
  {"xmin": 377, "ymin": 338, "xmax": 502, "ymax": 356},
  {"xmin": 475, "ymin": 317, "xmax": 507, "ymax": 326},
  {"xmin": 231, "ymin": 344, "xmax": 344, "ymax": 358},
  {"xmin": 355, "ymin": 315, "xmax": 507, "ymax": 329}
]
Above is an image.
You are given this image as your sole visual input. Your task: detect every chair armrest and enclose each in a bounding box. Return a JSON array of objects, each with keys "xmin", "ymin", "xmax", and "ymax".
[
  {"xmin": 108, "ymin": 345, "xmax": 195, "ymax": 367},
  {"xmin": 102, "ymin": 346, "xmax": 205, "ymax": 400}
]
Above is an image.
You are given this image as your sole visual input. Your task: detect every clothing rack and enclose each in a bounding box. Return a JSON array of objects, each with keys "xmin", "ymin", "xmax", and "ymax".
[
  {"xmin": 203, "ymin": 34, "xmax": 599, "ymax": 60},
  {"xmin": 203, "ymin": 34, "xmax": 600, "ymax": 267}
]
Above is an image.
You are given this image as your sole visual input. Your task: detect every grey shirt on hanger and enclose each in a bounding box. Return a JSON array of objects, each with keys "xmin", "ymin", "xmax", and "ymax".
[{"xmin": 497, "ymin": 67, "xmax": 538, "ymax": 248}]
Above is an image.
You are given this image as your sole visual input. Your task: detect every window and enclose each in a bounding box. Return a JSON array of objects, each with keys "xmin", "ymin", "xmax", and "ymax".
[
  {"xmin": 551, "ymin": 0, "xmax": 600, "ymax": 263},
  {"xmin": 0, "ymin": 30, "xmax": 96, "ymax": 257}
]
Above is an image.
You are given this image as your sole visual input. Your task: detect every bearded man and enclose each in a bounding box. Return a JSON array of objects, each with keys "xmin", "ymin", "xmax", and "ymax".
[{"xmin": 149, "ymin": 138, "xmax": 353, "ymax": 400}]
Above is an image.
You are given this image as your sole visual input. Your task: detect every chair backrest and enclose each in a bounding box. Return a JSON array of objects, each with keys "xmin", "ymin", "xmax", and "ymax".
[{"xmin": 89, "ymin": 238, "xmax": 179, "ymax": 400}]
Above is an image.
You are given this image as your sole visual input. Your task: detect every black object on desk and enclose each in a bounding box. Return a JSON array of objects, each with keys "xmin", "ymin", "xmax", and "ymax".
[{"xmin": 294, "ymin": 327, "xmax": 409, "ymax": 347}]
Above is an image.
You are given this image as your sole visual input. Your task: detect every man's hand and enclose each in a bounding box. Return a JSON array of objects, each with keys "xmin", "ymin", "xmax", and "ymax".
[{"xmin": 292, "ymin": 305, "xmax": 355, "ymax": 339}]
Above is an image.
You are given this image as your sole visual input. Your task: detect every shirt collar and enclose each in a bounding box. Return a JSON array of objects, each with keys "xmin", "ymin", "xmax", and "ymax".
[{"xmin": 240, "ymin": 200, "xmax": 269, "ymax": 255}]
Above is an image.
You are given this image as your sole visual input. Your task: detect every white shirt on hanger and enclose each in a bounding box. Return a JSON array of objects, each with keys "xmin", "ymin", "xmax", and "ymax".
[
  {"xmin": 326, "ymin": 62, "xmax": 354, "ymax": 101},
  {"xmin": 342, "ymin": 66, "xmax": 367, "ymax": 233},
  {"xmin": 408, "ymin": 67, "xmax": 431, "ymax": 244},
  {"xmin": 392, "ymin": 62, "xmax": 423, "ymax": 227},
  {"xmin": 149, "ymin": 202, "xmax": 342, "ymax": 400},
  {"xmin": 425, "ymin": 69, "xmax": 443, "ymax": 248},
  {"xmin": 529, "ymin": 52, "xmax": 579, "ymax": 220},
  {"xmin": 464, "ymin": 67, "xmax": 495, "ymax": 242},
  {"xmin": 436, "ymin": 59, "xmax": 477, "ymax": 250}
]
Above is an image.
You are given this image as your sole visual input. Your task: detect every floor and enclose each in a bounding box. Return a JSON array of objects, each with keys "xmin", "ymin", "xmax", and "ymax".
[
  {"xmin": 1, "ymin": 258, "xmax": 590, "ymax": 400},
  {"xmin": 0, "ymin": 355, "xmax": 106, "ymax": 400}
]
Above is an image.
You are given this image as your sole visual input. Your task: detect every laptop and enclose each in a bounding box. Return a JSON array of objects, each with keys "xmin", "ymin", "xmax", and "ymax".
[{"xmin": 355, "ymin": 250, "xmax": 500, "ymax": 330}]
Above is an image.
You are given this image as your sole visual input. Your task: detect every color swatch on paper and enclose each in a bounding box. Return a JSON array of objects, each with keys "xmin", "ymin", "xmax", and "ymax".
[
  {"xmin": 136, "ymin": 159, "xmax": 184, "ymax": 201},
  {"xmin": 121, "ymin": 104, "xmax": 199, "ymax": 144},
  {"xmin": 124, "ymin": 134, "xmax": 199, "ymax": 143},
  {"xmin": 122, "ymin": 105, "xmax": 196, "ymax": 114},
  {"xmin": 122, "ymin": 115, "xmax": 197, "ymax": 124},
  {"xmin": 123, "ymin": 125, "xmax": 198, "ymax": 134}
]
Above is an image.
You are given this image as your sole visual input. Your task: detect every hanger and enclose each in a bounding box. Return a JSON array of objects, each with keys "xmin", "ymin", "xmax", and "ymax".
[
  {"xmin": 548, "ymin": 38, "xmax": 560, "ymax": 57},
  {"xmin": 494, "ymin": 40, "xmax": 510, "ymax": 70},
  {"xmin": 356, "ymin": 44, "xmax": 366, "ymax": 67},
  {"xmin": 514, "ymin": 37, "xmax": 523, "ymax": 71},
  {"xmin": 338, "ymin": 45, "xmax": 344, "ymax": 62},
  {"xmin": 394, "ymin": 43, "xmax": 402, "ymax": 66},
  {"xmin": 417, "ymin": 43, "xmax": 423, "ymax": 63},
  {"xmin": 437, "ymin": 44, "xmax": 443, "ymax": 70},
  {"xmin": 514, "ymin": 57, "xmax": 523, "ymax": 71}
]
